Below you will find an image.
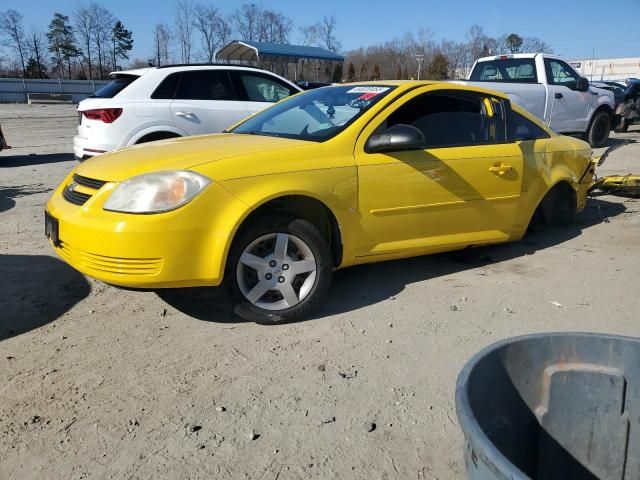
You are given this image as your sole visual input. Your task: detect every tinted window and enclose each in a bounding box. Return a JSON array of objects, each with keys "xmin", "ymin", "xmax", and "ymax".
[
  {"xmin": 175, "ymin": 70, "xmax": 235, "ymax": 100},
  {"xmin": 151, "ymin": 73, "xmax": 180, "ymax": 99},
  {"xmin": 470, "ymin": 59, "xmax": 537, "ymax": 83},
  {"xmin": 511, "ymin": 111, "xmax": 550, "ymax": 141},
  {"xmin": 545, "ymin": 59, "xmax": 580, "ymax": 89},
  {"xmin": 382, "ymin": 92, "xmax": 506, "ymax": 148},
  {"xmin": 92, "ymin": 77, "xmax": 138, "ymax": 98},
  {"xmin": 239, "ymin": 73, "xmax": 294, "ymax": 102}
]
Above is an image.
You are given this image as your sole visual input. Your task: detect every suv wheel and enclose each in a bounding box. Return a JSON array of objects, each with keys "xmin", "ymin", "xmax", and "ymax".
[{"xmin": 227, "ymin": 216, "xmax": 332, "ymax": 324}]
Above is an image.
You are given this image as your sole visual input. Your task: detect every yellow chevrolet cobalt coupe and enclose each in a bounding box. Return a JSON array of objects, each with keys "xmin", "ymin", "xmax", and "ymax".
[{"xmin": 46, "ymin": 81, "xmax": 595, "ymax": 323}]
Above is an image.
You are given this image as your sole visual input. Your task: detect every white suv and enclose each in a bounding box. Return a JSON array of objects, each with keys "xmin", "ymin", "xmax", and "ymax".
[{"xmin": 73, "ymin": 65, "xmax": 302, "ymax": 159}]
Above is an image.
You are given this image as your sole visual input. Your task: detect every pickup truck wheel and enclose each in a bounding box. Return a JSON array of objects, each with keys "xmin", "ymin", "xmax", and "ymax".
[
  {"xmin": 227, "ymin": 216, "xmax": 333, "ymax": 324},
  {"xmin": 585, "ymin": 111, "xmax": 611, "ymax": 148},
  {"xmin": 540, "ymin": 183, "xmax": 576, "ymax": 227}
]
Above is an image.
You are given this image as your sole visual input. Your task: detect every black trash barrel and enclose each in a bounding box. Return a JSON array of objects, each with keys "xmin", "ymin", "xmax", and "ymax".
[{"xmin": 456, "ymin": 333, "xmax": 640, "ymax": 480}]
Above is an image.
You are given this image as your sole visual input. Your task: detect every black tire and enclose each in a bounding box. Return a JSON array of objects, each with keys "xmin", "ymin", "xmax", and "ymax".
[
  {"xmin": 539, "ymin": 183, "xmax": 576, "ymax": 227},
  {"xmin": 585, "ymin": 110, "xmax": 611, "ymax": 148},
  {"xmin": 227, "ymin": 216, "xmax": 333, "ymax": 324}
]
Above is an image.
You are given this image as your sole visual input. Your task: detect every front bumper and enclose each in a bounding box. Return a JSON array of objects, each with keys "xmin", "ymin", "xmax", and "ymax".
[{"xmin": 46, "ymin": 174, "xmax": 246, "ymax": 288}]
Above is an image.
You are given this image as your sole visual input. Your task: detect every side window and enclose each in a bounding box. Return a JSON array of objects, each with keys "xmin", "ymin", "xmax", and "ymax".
[
  {"xmin": 382, "ymin": 92, "xmax": 506, "ymax": 148},
  {"xmin": 151, "ymin": 73, "xmax": 180, "ymax": 99},
  {"xmin": 174, "ymin": 70, "xmax": 235, "ymax": 101},
  {"xmin": 545, "ymin": 59, "xmax": 580, "ymax": 89},
  {"xmin": 238, "ymin": 73, "xmax": 293, "ymax": 102},
  {"xmin": 510, "ymin": 111, "xmax": 550, "ymax": 141}
]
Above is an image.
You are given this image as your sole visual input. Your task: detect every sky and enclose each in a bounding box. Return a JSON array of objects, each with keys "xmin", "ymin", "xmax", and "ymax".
[{"xmin": 3, "ymin": 0, "xmax": 640, "ymax": 61}]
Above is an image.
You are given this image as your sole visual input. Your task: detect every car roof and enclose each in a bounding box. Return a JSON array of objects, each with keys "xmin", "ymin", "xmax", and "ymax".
[
  {"xmin": 336, "ymin": 80, "xmax": 511, "ymax": 100},
  {"xmin": 475, "ymin": 53, "xmax": 566, "ymax": 62}
]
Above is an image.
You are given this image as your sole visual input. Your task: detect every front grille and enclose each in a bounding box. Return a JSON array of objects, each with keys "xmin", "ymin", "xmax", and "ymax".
[
  {"xmin": 62, "ymin": 186, "xmax": 92, "ymax": 206},
  {"xmin": 62, "ymin": 174, "xmax": 108, "ymax": 206},
  {"xmin": 73, "ymin": 174, "xmax": 107, "ymax": 190},
  {"xmin": 58, "ymin": 241, "xmax": 163, "ymax": 276}
]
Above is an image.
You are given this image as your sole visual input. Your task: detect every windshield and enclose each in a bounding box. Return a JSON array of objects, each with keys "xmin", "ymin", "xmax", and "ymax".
[
  {"xmin": 92, "ymin": 76, "xmax": 138, "ymax": 98},
  {"xmin": 231, "ymin": 85, "xmax": 396, "ymax": 142}
]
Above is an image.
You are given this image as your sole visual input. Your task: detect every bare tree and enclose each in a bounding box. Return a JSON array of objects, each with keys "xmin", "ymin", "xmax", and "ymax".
[
  {"xmin": 522, "ymin": 37, "xmax": 553, "ymax": 54},
  {"xmin": 153, "ymin": 23, "xmax": 171, "ymax": 66},
  {"xmin": 318, "ymin": 15, "xmax": 340, "ymax": 52},
  {"xmin": 299, "ymin": 25, "xmax": 318, "ymax": 46},
  {"xmin": 74, "ymin": 5, "xmax": 94, "ymax": 79},
  {"xmin": 257, "ymin": 9, "xmax": 292, "ymax": 43},
  {"xmin": 26, "ymin": 28, "xmax": 47, "ymax": 78},
  {"xmin": 175, "ymin": 0, "xmax": 194, "ymax": 63},
  {"xmin": 0, "ymin": 10, "xmax": 27, "ymax": 76},
  {"xmin": 193, "ymin": 4, "xmax": 230, "ymax": 62},
  {"xmin": 91, "ymin": 4, "xmax": 115, "ymax": 78},
  {"xmin": 231, "ymin": 3, "xmax": 261, "ymax": 42}
]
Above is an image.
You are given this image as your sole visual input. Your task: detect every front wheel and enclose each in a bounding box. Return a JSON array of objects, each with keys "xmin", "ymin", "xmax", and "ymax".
[
  {"xmin": 227, "ymin": 216, "xmax": 333, "ymax": 324},
  {"xmin": 585, "ymin": 110, "xmax": 611, "ymax": 148}
]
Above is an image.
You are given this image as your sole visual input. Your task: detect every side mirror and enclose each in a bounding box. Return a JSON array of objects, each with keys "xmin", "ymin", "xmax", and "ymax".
[
  {"xmin": 365, "ymin": 124, "xmax": 426, "ymax": 153},
  {"xmin": 576, "ymin": 77, "xmax": 590, "ymax": 92}
]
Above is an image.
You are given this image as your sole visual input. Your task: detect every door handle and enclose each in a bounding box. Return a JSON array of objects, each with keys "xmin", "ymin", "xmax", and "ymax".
[
  {"xmin": 554, "ymin": 93, "xmax": 563, "ymax": 99},
  {"xmin": 489, "ymin": 165, "xmax": 513, "ymax": 174},
  {"xmin": 175, "ymin": 111, "xmax": 193, "ymax": 117}
]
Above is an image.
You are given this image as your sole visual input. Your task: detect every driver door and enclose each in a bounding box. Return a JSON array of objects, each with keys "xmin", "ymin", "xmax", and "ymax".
[
  {"xmin": 354, "ymin": 87, "xmax": 524, "ymax": 259},
  {"xmin": 544, "ymin": 58, "xmax": 591, "ymax": 132}
]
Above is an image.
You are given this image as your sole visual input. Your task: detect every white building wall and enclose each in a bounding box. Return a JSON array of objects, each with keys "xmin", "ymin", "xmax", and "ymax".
[{"xmin": 570, "ymin": 57, "xmax": 640, "ymax": 81}]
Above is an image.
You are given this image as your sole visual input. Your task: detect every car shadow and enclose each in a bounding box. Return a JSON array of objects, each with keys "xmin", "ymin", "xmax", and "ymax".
[
  {"xmin": 0, "ymin": 254, "xmax": 91, "ymax": 341},
  {"xmin": 0, "ymin": 184, "xmax": 53, "ymax": 212},
  {"xmin": 158, "ymin": 198, "xmax": 625, "ymax": 324},
  {"xmin": 0, "ymin": 152, "xmax": 75, "ymax": 168}
]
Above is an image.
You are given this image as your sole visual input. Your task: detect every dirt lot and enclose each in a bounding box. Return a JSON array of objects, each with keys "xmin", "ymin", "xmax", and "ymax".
[{"xmin": 1, "ymin": 104, "xmax": 639, "ymax": 479}]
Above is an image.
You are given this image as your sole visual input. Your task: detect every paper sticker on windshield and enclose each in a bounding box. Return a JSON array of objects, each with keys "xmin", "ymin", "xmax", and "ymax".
[{"xmin": 347, "ymin": 86, "xmax": 389, "ymax": 100}]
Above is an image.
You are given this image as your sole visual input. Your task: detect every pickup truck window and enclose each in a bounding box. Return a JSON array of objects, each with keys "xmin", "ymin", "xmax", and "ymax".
[
  {"xmin": 511, "ymin": 111, "xmax": 550, "ymax": 141},
  {"xmin": 469, "ymin": 59, "xmax": 538, "ymax": 83},
  {"xmin": 382, "ymin": 92, "xmax": 506, "ymax": 148},
  {"xmin": 544, "ymin": 59, "xmax": 580, "ymax": 90}
]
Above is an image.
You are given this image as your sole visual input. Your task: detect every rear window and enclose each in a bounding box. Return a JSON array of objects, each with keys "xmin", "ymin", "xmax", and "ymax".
[
  {"xmin": 92, "ymin": 76, "xmax": 138, "ymax": 98},
  {"xmin": 470, "ymin": 59, "xmax": 538, "ymax": 83}
]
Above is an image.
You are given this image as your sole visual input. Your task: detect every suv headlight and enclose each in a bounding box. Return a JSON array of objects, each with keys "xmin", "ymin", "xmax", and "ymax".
[{"xmin": 103, "ymin": 171, "xmax": 211, "ymax": 214}]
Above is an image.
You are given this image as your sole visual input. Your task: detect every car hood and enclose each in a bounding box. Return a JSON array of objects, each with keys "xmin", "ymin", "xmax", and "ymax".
[{"xmin": 75, "ymin": 133, "xmax": 309, "ymax": 182}]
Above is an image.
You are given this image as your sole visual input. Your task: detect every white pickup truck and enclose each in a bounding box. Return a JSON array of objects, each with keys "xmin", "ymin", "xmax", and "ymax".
[{"xmin": 463, "ymin": 53, "xmax": 615, "ymax": 147}]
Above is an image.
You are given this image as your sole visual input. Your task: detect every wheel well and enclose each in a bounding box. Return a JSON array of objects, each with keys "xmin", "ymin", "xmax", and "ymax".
[
  {"xmin": 237, "ymin": 195, "xmax": 343, "ymax": 267},
  {"xmin": 135, "ymin": 131, "xmax": 181, "ymax": 144},
  {"xmin": 534, "ymin": 181, "xmax": 576, "ymax": 225},
  {"xmin": 593, "ymin": 105, "xmax": 613, "ymax": 122}
]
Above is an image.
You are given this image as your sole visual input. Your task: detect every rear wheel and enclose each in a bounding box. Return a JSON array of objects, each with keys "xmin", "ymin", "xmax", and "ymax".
[
  {"xmin": 539, "ymin": 183, "xmax": 576, "ymax": 227},
  {"xmin": 585, "ymin": 110, "xmax": 611, "ymax": 148},
  {"xmin": 227, "ymin": 216, "xmax": 333, "ymax": 324}
]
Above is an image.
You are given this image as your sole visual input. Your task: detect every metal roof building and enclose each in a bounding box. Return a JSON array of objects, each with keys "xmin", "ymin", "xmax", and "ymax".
[{"xmin": 216, "ymin": 40, "xmax": 344, "ymax": 81}]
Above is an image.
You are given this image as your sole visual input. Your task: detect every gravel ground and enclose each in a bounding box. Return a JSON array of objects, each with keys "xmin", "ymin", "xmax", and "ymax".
[{"xmin": 1, "ymin": 104, "xmax": 639, "ymax": 479}]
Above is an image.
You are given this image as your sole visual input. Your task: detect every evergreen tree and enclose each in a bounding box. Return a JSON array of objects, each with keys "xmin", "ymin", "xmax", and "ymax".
[
  {"xmin": 426, "ymin": 53, "xmax": 449, "ymax": 80},
  {"xmin": 332, "ymin": 63, "xmax": 343, "ymax": 83},
  {"xmin": 111, "ymin": 20, "xmax": 133, "ymax": 70},
  {"xmin": 47, "ymin": 13, "xmax": 79, "ymax": 79}
]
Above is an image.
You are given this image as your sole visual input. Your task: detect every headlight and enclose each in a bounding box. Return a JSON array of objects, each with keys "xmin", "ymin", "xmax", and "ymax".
[{"xmin": 103, "ymin": 171, "xmax": 211, "ymax": 214}]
